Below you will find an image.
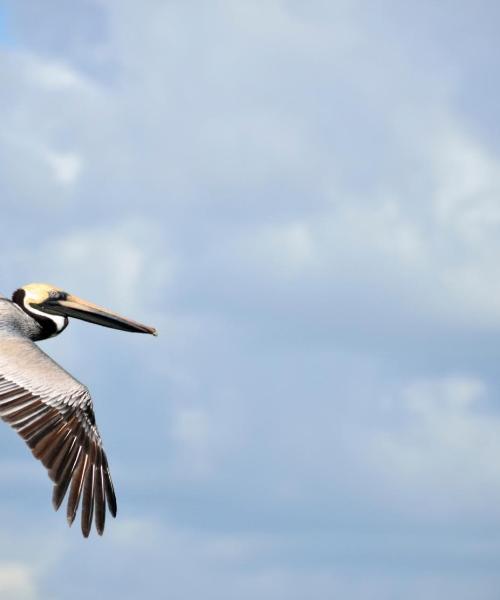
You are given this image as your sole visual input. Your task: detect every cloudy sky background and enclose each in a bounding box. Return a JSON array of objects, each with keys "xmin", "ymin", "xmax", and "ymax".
[{"xmin": 1, "ymin": 1, "xmax": 500, "ymax": 598}]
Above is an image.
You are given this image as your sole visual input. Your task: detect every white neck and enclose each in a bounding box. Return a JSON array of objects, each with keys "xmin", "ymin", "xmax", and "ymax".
[{"xmin": 24, "ymin": 300, "xmax": 67, "ymax": 337}]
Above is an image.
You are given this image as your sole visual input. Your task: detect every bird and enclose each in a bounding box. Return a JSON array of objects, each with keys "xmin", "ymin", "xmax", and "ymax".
[{"xmin": 0, "ymin": 283, "xmax": 157, "ymax": 537}]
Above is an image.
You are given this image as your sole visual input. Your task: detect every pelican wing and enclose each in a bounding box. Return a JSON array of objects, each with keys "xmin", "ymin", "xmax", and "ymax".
[{"xmin": 0, "ymin": 333, "xmax": 116, "ymax": 537}]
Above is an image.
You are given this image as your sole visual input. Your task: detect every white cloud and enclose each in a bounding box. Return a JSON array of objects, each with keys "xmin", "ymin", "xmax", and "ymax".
[
  {"xmin": 0, "ymin": 51, "xmax": 102, "ymax": 204},
  {"xmin": 32, "ymin": 60, "xmax": 93, "ymax": 92},
  {"xmin": 44, "ymin": 150, "xmax": 82, "ymax": 185},
  {"xmin": 366, "ymin": 375, "xmax": 500, "ymax": 517},
  {"xmin": 432, "ymin": 125, "xmax": 500, "ymax": 240},
  {"xmin": 0, "ymin": 563, "xmax": 36, "ymax": 600},
  {"xmin": 426, "ymin": 123, "xmax": 500, "ymax": 326},
  {"xmin": 225, "ymin": 0, "xmax": 360, "ymax": 54},
  {"xmin": 39, "ymin": 219, "xmax": 174, "ymax": 312},
  {"xmin": 208, "ymin": 113, "xmax": 500, "ymax": 333}
]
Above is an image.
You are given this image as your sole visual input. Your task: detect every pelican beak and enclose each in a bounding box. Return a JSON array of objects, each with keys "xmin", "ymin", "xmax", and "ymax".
[{"xmin": 40, "ymin": 294, "xmax": 158, "ymax": 336}]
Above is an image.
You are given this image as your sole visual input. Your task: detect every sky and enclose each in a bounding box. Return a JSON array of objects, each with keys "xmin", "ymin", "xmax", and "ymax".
[{"xmin": 1, "ymin": 1, "xmax": 500, "ymax": 598}]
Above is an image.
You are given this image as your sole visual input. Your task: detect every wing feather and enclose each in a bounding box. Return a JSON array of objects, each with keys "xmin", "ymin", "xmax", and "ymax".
[
  {"xmin": 67, "ymin": 452, "xmax": 88, "ymax": 526},
  {"xmin": 0, "ymin": 335, "xmax": 116, "ymax": 537},
  {"xmin": 94, "ymin": 449, "xmax": 106, "ymax": 535}
]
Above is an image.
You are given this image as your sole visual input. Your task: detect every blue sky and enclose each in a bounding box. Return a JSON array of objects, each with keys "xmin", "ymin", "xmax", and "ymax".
[
  {"xmin": 1, "ymin": 1, "xmax": 500, "ymax": 598},
  {"xmin": 0, "ymin": 8, "xmax": 5, "ymax": 41}
]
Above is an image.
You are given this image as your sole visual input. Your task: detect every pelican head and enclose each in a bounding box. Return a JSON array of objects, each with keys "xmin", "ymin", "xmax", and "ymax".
[{"xmin": 12, "ymin": 283, "xmax": 157, "ymax": 339}]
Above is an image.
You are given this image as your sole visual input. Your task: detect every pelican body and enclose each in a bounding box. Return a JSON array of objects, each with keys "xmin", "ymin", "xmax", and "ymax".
[{"xmin": 0, "ymin": 283, "xmax": 156, "ymax": 537}]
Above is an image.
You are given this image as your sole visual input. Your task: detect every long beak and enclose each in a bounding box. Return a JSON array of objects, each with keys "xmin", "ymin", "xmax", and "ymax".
[{"xmin": 41, "ymin": 294, "xmax": 158, "ymax": 336}]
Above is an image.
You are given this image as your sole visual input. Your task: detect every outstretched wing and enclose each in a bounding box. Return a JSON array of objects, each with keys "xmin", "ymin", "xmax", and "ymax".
[{"xmin": 0, "ymin": 333, "xmax": 116, "ymax": 537}]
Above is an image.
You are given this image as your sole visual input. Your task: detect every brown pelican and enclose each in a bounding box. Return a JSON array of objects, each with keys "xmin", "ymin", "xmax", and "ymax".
[{"xmin": 0, "ymin": 283, "xmax": 156, "ymax": 537}]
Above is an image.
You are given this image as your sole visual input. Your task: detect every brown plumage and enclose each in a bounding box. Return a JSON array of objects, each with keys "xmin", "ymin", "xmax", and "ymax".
[{"xmin": 0, "ymin": 373, "xmax": 116, "ymax": 536}]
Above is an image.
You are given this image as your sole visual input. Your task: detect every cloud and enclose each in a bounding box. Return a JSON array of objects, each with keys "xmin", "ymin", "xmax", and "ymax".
[
  {"xmin": 32, "ymin": 60, "xmax": 94, "ymax": 92},
  {"xmin": 0, "ymin": 51, "xmax": 102, "ymax": 211},
  {"xmin": 365, "ymin": 375, "xmax": 500, "ymax": 518},
  {"xmin": 44, "ymin": 149, "xmax": 82, "ymax": 185},
  {"xmin": 0, "ymin": 563, "xmax": 37, "ymax": 600},
  {"xmin": 18, "ymin": 218, "xmax": 173, "ymax": 311}
]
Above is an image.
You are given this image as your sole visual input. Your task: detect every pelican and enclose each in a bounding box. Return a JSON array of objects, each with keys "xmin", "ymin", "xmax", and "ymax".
[{"xmin": 0, "ymin": 283, "xmax": 156, "ymax": 537}]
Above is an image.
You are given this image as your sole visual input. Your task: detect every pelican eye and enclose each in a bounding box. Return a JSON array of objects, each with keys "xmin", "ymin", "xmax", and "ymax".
[{"xmin": 46, "ymin": 291, "xmax": 68, "ymax": 303}]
